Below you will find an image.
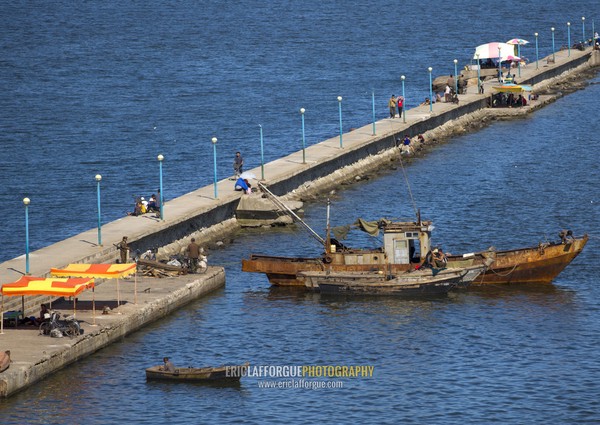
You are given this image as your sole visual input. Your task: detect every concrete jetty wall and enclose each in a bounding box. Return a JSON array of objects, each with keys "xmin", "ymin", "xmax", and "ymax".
[
  {"xmin": 0, "ymin": 268, "xmax": 225, "ymax": 398},
  {"xmin": 1, "ymin": 49, "xmax": 597, "ymax": 316}
]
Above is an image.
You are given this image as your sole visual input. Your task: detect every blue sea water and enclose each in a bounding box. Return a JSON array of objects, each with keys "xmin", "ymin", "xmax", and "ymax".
[{"xmin": 1, "ymin": 1, "xmax": 599, "ymax": 424}]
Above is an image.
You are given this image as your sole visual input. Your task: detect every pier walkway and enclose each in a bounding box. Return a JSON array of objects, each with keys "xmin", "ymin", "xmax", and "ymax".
[{"xmin": 0, "ymin": 268, "xmax": 224, "ymax": 397}]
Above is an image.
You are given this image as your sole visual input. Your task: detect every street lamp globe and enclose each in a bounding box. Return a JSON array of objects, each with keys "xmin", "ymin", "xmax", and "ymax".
[
  {"xmin": 23, "ymin": 197, "xmax": 30, "ymax": 205},
  {"xmin": 428, "ymin": 67, "xmax": 432, "ymax": 72},
  {"xmin": 453, "ymin": 59, "xmax": 458, "ymax": 64},
  {"xmin": 337, "ymin": 96, "xmax": 342, "ymax": 102},
  {"xmin": 157, "ymin": 154, "xmax": 164, "ymax": 161},
  {"xmin": 95, "ymin": 174, "xmax": 102, "ymax": 182},
  {"xmin": 401, "ymin": 75, "xmax": 405, "ymax": 81},
  {"xmin": 211, "ymin": 137, "xmax": 217, "ymax": 144},
  {"xmin": 300, "ymin": 108, "xmax": 305, "ymax": 114}
]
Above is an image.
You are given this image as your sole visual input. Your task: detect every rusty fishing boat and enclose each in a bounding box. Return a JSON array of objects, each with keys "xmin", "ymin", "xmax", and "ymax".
[{"xmin": 242, "ymin": 185, "xmax": 587, "ymax": 287}]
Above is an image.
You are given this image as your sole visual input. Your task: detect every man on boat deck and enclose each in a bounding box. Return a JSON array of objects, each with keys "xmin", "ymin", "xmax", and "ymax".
[
  {"xmin": 432, "ymin": 248, "xmax": 448, "ymax": 268},
  {"xmin": 163, "ymin": 357, "xmax": 176, "ymax": 373}
]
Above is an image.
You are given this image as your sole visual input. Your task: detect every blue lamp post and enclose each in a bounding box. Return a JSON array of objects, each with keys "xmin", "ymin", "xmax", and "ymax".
[
  {"xmin": 453, "ymin": 59, "xmax": 458, "ymax": 95},
  {"xmin": 551, "ymin": 27, "xmax": 556, "ymax": 62},
  {"xmin": 95, "ymin": 174, "xmax": 102, "ymax": 245},
  {"xmin": 535, "ymin": 32, "xmax": 539, "ymax": 69},
  {"xmin": 157, "ymin": 154, "xmax": 164, "ymax": 219},
  {"xmin": 300, "ymin": 108, "xmax": 306, "ymax": 164},
  {"xmin": 401, "ymin": 75, "xmax": 406, "ymax": 123},
  {"xmin": 476, "ymin": 53, "xmax": 481, "ymax": 93},
  {"xmin": 23, "ymin": 197, "xmax": 30, "ymax": 274},
  {"xmin": 582, "ymin": 17, "xmax": 586, "ymax": 44},
  {"xmin": 211, "ymin": 138, "xmax": 218, "ymax": 199},
  {"xmin": 568, "ymin": 22, "xmax": 571, "ymax": 57},
  {"xmin": 371, "ymin": 91, "xmax": 376, "ymax": 136},
  {"xmin": 337, "ymin": 96, "xmax": 343, "ymax": 148},
  {"xmin": 428, "ymin": 67, "xmax": 433, "ymax": 112},
  {"xmin": 259, "ymin": 124, "xmax": 265, "ymax": 180}
]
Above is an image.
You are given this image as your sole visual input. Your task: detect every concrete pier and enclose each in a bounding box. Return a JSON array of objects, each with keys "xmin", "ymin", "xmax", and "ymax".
[
  {"xmin": 0, "ymin": 267, "xmax": 224, "ymax": 397},
  {"xmin": 0, "ymin": 46, "xmax": 598, "ymax": 397},
  {"xmin": 1, "ymin": 48, "xmax": 597, "ymax": 312}
]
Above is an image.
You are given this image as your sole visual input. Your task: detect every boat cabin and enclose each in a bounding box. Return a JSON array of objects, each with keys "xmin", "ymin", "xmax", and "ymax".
[{"xmin": 382, "ymin": 221, "xmax": 432, "ymax": 265}]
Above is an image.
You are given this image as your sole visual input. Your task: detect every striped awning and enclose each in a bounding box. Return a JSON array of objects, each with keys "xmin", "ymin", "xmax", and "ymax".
[
  {"xmin": 1, "ymin": 276, "xmax": 95, "ymax": 297},
  {"xmin": 50, "ymin": 263, "xmax": 137, "ymax": 279}
]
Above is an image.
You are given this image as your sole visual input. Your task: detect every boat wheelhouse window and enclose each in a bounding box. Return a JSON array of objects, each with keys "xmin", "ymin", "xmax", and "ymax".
[{"xmin": 405, "ymin": 232, "xmax": 419, "ymax": 238}]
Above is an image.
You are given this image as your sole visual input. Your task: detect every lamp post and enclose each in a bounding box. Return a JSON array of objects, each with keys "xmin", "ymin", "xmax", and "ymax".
[
  {"xmin": 582, "ymin": 17, "xmax": 586, "ymax": 45},
  {"xmin": 300, "ymin": 108, "xmax": 306, "ymax": 164},
  {"xmin": 211, "ymin": 137, "xmax": 218, "ymax": 199},
  {"xmin": 157, "ymin": 154, "xmax": 164, "ymax": 219},
  {"xmin": 428, "ymin": 67, "xmax": 433, "ymax": 112},
  {"xmin": 337, "ymin": 96, "xmax": 343, "ymax": 148},
  {"xmin": 371, "ymin": 91, "xmax": 376, "ymax": 135},
  {"xmin": 497, "ymin": 46, "xmax": 502, "ymax": 78},
  {"xmin": 401, "ymin": 75, "xmax": 406, "ymax": 123},
  {"xmin": 567, "ymin": 22, "xmax": 571, "ymax": 57},
  {"xmin": 551, "ymin": 27, "xmax": 556, "ymax": 62},
  {"xmin": 23, "ymin": 197, "xmax": 30, "ymax": 274},
  {"xmin": 535, "ymin": 32, "xmax": 539, "ymax": 69},
  {"xmin": 259, "ymin": 124, "xmax": 264, "ymax": 180},
  {"xmin": 95, "ymin": 174, "xmax": 102, "ymax": 245},
  {"xmin": 476, "ymin": 53, "xmax": 481, "ymax": 94},
  {"xmin": 453, "ymin": 59, "xmax": 458, "ymax": 95}
]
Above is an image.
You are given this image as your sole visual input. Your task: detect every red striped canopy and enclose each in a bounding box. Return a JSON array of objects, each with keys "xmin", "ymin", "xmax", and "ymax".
[
  {"xmin": 1, "ymin": 276, "xmax": 95, "ymax": 297},
  {"xmin": 50, "ymin": 263, "xmax": 137, "ymax": 279}
]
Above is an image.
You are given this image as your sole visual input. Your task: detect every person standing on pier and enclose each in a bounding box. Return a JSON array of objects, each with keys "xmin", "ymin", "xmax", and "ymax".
[
  {"xmin": 388, "ymin": 94, "xmax": 397, "ymax": 118},
  {"xmin": 397, "ymin": 96, "xmax": 404, "ymax": 119},
  {"xmin": 116, "ymin": 236, "xmax": 129, "ymax": 263},
  {"xmin": 233, "ymin": 151, "xmax": 244, "ymax": 179},
  {"xmin": 186, "ymin": 238, "xmax": 200, "ymax": 273}
]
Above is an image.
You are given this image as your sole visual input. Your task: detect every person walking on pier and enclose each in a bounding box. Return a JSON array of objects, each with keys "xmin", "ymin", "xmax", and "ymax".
[
  {"xmin": 388, "ymin": 94, "xmax": 397, "ymax": 118},
  {"xmin": 186, "ymin": 238, "xmax": 200, "ymax": 273},
  {"xmin": 233, "ymin": 151, "xmax": 244, "ymax": 179},
  {"xmin": 116, "ymin": 236, "xmax": 129, "ymax": 263}
]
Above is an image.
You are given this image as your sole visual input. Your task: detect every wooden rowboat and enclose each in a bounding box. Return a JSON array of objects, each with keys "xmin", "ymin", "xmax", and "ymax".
[
  {"xmin": 0, "ymin": 350, "xmax": 10, "ymax": 373},
  {"xmin": 146, "ymin": 362, "xmax": 249, "ymax": 382}
]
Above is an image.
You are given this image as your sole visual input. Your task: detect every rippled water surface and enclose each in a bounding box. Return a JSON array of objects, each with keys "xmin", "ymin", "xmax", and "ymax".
[{"xmin": 1, "ymin": 1, "xmax": 599, "ymax": 424}]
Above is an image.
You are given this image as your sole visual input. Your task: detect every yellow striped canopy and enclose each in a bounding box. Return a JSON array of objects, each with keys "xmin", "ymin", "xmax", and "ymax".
[
  {"xmin": 1, "ymin": 276, "xmax": 95, "ymax": 297},
  {"xmin": 50, "ymin": 263, "xmax": 137, "ymax": 279}
]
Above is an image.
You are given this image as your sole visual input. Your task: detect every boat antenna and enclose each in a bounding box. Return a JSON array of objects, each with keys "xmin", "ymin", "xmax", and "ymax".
[{"xmin": 397, "ymin": 149, "xmax": 419, "ymax": 221}]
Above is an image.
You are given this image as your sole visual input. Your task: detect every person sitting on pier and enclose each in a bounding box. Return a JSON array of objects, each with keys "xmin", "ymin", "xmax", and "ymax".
[
  {"xmin": 162, "ymin": 357, "xmax": 176, "ymax": 373},
  {"xmin": 420, "ymin": 97, "xmax": 430, "ymax": 106},
  {"xmin": 147, "ymin": 194, "xmax": 158, "ymax": 212},
  {"xmin": 234, "ymin": 178, "xmax": 252, "ymax": 194},
  {"xmin": 29, "ymin": 303, "xmax": 50, "ymax": 326}
]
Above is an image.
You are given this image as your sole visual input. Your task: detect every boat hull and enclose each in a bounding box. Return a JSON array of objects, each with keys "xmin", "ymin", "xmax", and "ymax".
[
  {"xmin": 317, "ymin": 273, "xmax": 460, "ymax": 296},
  {"xmin": 447, "ymin": 236, "xmax": 588, "ymax": 285},
  {"xmin": 242, "ymin": 236, "xmax": 588, "ymax": 286},
  {"xmin": 145, "ymin": 363, "xmax": 248, "ymax": 382}
]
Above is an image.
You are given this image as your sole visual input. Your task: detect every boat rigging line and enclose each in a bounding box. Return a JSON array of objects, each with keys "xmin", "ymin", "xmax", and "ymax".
[{"xmin": 256, "ymin": 182, "xmax": 326, "ymax": 247}]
